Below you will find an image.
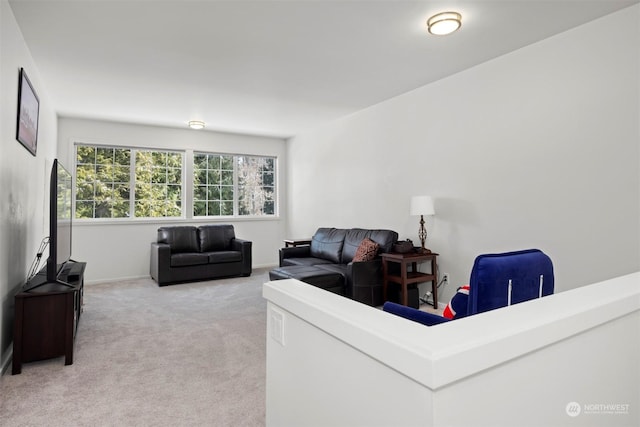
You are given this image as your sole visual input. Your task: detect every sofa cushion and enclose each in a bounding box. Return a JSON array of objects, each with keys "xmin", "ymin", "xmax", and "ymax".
[
  {"xmin": 158, "ymin": 226, "xmax": 199, "ymax": 253},
  {"xmin": 342, "ymin": 229, "xmax": 398, "ymax": 263},
  {"xmin": 170, "ymin": 252, "xmax": 209, "ymax": 267},
  {"xmin": 309, "ymin": 228, "xmax": 347, "ymax": 263},
  {"xmin": 315, "ymin": 263, "xmax": 348, "ymax": 278},
  {"xmin": 199, "ymin": 224, "xmax": 236, "ymax": 252},
  {"xmin": 207, "ymin": 251, "xmax": 242, "ymax": 264},
  {"xmin": 269, "ymin": 265, "xmax": 345, "ymax": 293},
  {"xmin": 443, "ymin": 285, "xmax": 470, "ymax": 319},
  {"xmin": 341, "ymin": 228, "xmax": 370, "ymax": 263},
  {"xmin": 352, "ymin": 238, "xmax": 380, "ymax": 262},
  {"xmin": 282, "ymin": 257, "xmax": 333, "ymax": 267},
  {"xmin": 367, "ymin": 229, "xmax": 398, "ymax": 254}
]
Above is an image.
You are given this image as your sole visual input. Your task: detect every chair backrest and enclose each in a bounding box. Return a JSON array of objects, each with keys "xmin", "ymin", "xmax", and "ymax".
[
  {"xmin": 157, "ymin": 226, "xmax": 199, "ymax": 253},
  {"xmin": 467, "ymin": 249, "xmax": 554, "ymax": 316},
  {"xmin": 310, "ymin": 228, "xmax": 347, "ymax": 263},
  {"xmin": 198, "ymin": 224, "xmax": 236, "ymax": 252}
]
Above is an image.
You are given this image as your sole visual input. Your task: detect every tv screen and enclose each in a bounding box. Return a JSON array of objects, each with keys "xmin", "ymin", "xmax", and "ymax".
[{"xmin": 46, "ymin": 159, "xmax": 72, "ymax": 282}]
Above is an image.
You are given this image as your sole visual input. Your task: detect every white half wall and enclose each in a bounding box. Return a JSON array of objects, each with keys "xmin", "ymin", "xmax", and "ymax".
[
  {"xmin": 57, "ymin": 118, "xmax": 287, "ymax": 283},
  {"xmin": 0, "ymin": 0, "xmax": 59, "ymax": 371},
  {"xmin": 263, "ymin": 273, "xmax": 640, "ymax": 427},
  {"xmin": 285, "ymin": 5, "xmax": 640, "ymax": 302}
]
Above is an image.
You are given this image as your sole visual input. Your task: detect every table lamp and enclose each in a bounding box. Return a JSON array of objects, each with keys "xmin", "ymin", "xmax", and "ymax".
[{"xmin": 410, "ymin": 195, "xmax": 435, "ymax": 253}]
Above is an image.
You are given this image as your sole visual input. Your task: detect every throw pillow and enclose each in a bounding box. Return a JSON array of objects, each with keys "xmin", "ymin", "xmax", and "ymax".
[
  {"xmin": 352, "ymin": 238, "xmax": 380, "ymax": 262},
  {"xmin": 442, "ymin": 284, "xmax": 470, "ymax": 319}
]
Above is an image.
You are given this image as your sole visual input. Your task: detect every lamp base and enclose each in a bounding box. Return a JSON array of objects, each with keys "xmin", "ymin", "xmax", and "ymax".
[{"xmin": 415, "ymin": 247, "xmax": 432, "ymax": 254}]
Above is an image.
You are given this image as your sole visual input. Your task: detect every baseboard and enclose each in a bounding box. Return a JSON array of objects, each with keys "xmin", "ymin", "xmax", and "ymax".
[
  {"xmin": 254, "ymin": 263, "xmax": 278, "ymax": 270},
  {"xmin": 86, "ymin": 267, "xmax": 278, "ymax": 285},
  {"xmin": 84, "ymin": 274, "xmax": 151, "ymax": 285}
]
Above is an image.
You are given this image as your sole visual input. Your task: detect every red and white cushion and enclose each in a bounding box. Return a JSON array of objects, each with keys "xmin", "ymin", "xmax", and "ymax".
[{"xmin": 442, "ymin": 284, "xmax": 470, "ymax": 319}]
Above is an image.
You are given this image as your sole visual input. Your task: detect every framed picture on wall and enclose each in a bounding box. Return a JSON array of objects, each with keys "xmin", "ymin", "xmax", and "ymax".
[{"xmin": 16, "ymin": 68, "xmax": 39, "ymax": 156}]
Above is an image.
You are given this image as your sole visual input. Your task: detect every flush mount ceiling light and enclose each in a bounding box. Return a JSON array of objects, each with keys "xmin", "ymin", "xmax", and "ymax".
[
  {"xmin": 188, "ymin": 120, "xmax": 205, "ymax": 130},
  {"xmin": 427, "ymin": 11, "xmax": 462, "ymax": 35}
]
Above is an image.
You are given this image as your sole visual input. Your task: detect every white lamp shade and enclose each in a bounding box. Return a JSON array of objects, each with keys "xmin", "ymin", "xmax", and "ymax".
[{"xmin": 410, "ymin": 196, "xmax": 435, "ymax": 216}]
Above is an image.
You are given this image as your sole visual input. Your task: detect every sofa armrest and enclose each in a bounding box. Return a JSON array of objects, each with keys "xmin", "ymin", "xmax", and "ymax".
[
  {"xmin": 347, "ymin": 259, "xmax": 382, "ymax": 287},
  {"xmin": 346, "ymin": 259, "xmax": 384, "ymax": 305},
  {"xmin": 231, "ymin": 238, "xmax": 252, "ymax": 276},
  {"xmin": 279, "ymin": 246, "xmax": 311, "ymax": 267},
  {"xmin": 150, "ymin": 242, "xmax": 172, "ymax": 283},
  {"xmin": 382, "ymin": 302, "xmax": 450, "ymax": 326}
]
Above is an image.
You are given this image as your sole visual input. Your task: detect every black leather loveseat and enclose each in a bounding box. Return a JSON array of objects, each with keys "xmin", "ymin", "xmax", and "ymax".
[
  {"xmin": 150, "ymin": 224, "xmax": 251, "ymax": 286},
  {"xmin": 270, "ymin": 227, "xmax": 398, "ymax": 306}
]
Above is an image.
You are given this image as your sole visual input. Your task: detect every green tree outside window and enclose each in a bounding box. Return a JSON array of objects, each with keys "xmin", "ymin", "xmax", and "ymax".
[
  {"xmin": 75, "ymin": 145, "xmax": 182, "ymax": 219},
  {"xmin": 76, "ymin": 144, "xmax": 275, "ymax": 219}
]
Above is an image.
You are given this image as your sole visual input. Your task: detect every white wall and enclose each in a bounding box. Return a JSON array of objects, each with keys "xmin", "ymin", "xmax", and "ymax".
[
  {"xmin": 286, "ymin": 5, "xmax": 640, "ymax": 302},
  {"xmin": 57, "ymin": 117, "xmax": 287, "ymax": 283},
  {"xmin": 0, "ymin": 0, "xmax": 58, "ymax": 370},
  {"xmin": 263, "ymin": 273, "xmax": 639, "ymax": 427}
]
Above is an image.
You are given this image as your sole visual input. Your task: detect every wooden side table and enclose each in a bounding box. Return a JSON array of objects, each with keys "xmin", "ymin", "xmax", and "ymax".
[
  {"xmin": 381, "ymin": 251, "xmax": 439, "ymax": 308},
  {"xmin": 283, "ymin": 238, "xmax": 312, "ymax": 247}
]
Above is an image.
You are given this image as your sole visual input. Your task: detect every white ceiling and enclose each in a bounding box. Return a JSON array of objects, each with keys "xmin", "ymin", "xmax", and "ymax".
[{"xmin": 9, "ymin": 0, "xmax": 638, "ymax": 138}]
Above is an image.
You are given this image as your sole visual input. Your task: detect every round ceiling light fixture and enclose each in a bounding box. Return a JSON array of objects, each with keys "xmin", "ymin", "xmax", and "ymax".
[
  {"xmin": 427, "ymin": 11, "xmax": 462, "ymax": 36},
  {"xmin": 188, "ymin": 120, "xmax": 205, "ymax": 130}
]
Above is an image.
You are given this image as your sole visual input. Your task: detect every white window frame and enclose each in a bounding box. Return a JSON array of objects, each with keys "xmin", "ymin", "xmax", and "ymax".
[
  {"xmin": 193, "ymin": 151, "xmax": 278, "ymax": 218},
  {"xmin": 74, "ymin": 143, "xmax": 279, "ymax": 222},
  {"xmin": 74, "ymin": 143, "xmax": 186, "ymax": 221}
]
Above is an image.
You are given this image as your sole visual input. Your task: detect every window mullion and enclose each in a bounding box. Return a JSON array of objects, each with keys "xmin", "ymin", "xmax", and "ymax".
[
  {"xmin": 184, "ymin": 150, "xmax": 193, "ymax": 219},
  {"xmin": 233, "ymin": 155, "xmax": 239, "ymax": 216},
  {"xmin": 130, "ymin": 149, "xmax": 136, "ymax": 218}
]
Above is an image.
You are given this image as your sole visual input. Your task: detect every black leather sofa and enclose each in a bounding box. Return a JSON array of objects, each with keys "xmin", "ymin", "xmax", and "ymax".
[
  {"xmin": 270, "ymin": 227, "xmax": 398, "ymax": 306},
  {"xmin": 150, "ymin": 225, "xmax": 252, "ymax": 286}
]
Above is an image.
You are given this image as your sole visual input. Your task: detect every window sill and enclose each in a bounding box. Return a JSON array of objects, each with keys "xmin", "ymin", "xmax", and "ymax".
[{"xmin": 73, "ymin": 216, "xmax": 281, "ymax": 226}]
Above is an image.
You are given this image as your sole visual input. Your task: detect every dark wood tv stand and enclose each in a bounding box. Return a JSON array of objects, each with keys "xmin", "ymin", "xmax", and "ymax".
[{"xmin": 12, "ymin": 261, "xmax": 86, "ymax": 375}]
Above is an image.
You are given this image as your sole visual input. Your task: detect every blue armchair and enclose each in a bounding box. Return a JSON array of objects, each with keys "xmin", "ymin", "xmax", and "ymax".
[{"xmin": 383, "ymin": 249, "xmax": 554, "ymax": 326}]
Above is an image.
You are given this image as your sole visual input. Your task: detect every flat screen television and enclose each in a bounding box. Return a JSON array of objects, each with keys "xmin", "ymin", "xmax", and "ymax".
[{"xmin": 45, "ymin": 158, "xmax": 73, "ymax": 284}]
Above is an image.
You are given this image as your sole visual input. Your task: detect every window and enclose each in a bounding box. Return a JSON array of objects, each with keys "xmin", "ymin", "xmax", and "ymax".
[
  {"xmin": 193, "ymin": 154, "xmax": 234, "ymax": 216},
  {"xmin": 76, "ymin": 146, "xmax": 131, "ymax": 218},
  {"xmin": 75, "ymin": 144, "xmax": 276, "ymax": 220},
  {"xmin": 193, "ymin": 153, "xmax": 276, "ymax": 217},
  {"xmin": 134, "ymin": 150, "xmax": 183, "ymax": 217},
  {"xmin": 237, "ymin": 155, "xmax": 275, "ymax": 216},
  {"xmin": 75, "ymin": 145, "xmax": 183, "ymax": 219}
]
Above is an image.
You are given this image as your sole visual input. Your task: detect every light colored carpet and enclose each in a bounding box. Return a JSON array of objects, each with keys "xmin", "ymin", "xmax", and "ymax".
[{"xmin": 0, "ymin": 268, "xmax": 270, "ymax": 427}]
